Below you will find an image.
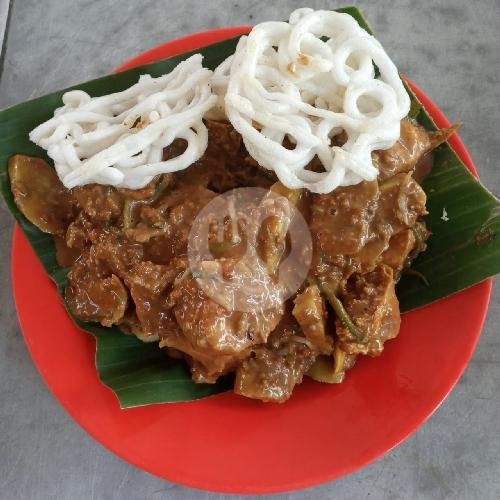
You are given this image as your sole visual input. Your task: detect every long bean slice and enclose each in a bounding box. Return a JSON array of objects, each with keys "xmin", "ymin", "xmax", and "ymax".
[
  {"xmin": 319, "ymin": 283, "xmax": 366, "ymax": 343},
  {"xmin": 123, "ymin": 175, "xmax": 170, "ymax": 229}
]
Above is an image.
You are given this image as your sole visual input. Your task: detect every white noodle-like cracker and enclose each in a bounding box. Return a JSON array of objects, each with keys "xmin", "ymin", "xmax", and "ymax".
[
  {"xmin": 218, "ymin": 8, "xmax": 410, "ymax": 194},
  {"xmin": 30, "ymin": 9, "xmax": 409, "ymax": 194},
  {"xmin": 30, "ymin": 54, "xmax": 217, "ymax": 189}
]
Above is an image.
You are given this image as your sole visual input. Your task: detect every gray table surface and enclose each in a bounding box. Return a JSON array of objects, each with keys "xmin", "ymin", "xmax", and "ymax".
[{"xmin": 0, "ymin": 1, "xmax": 499, "ymax": 499}]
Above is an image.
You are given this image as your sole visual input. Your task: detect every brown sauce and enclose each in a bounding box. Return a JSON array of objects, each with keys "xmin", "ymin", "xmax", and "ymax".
[{"xmin": 8, "ymin": 118, "xmax": 455, "ymax": 402}]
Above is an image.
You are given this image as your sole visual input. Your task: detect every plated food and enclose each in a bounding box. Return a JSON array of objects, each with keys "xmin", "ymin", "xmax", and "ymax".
[
  {"xmin": 9, "ymin": 115, "xmax": 453, "ymax": 402},
  {"xmin": 3, "ymin": 8, "xmax": 499, "ymax": 408}
]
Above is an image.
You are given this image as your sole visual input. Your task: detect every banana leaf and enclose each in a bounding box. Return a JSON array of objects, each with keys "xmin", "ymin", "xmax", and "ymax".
[{"xmin": 0, "ymin": 6, "xmax": 499, "ymax": 407}]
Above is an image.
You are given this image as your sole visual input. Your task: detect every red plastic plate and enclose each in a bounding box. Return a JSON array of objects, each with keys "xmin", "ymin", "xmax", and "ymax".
[{"xmin": 11, "ymin": 28, "xmax": 492, "ymax": 494}]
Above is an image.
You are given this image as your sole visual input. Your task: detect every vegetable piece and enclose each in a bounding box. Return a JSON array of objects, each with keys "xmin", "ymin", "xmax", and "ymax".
[
  {"xmin": 270, "ymin": 181, "xmax": 302, "ymax": 206},
  {"xmin": 292, "ymin": 285, "xmax": 333, "ymax": 354},
  {"xmin": 208, "ymin": 214, "xmax": 247, "ymax": 259},
  {"xmin": 319, "ymin": 282, "xmax": 366, "ymax": 343},
  {"xmin": 258, "ymin": 182, "xmax": 302, "ymax": 275},
  {"xmin": 307, "ymin": 346, "xmax": 357, "ymax": 384},
  {"xmin": 8, "ymin": 155, "xmax": 75, "ymax": 236},
  {"xmin": 410, "ymin": 222, "xmax": 429, "ymax": 255},
  {"xmin": 258, "ymin": 214, "xmax": 288, "ymax": 276},
  {"xmin": 336, "ymin": 265, "xmax": 401, "ymax": 356}
]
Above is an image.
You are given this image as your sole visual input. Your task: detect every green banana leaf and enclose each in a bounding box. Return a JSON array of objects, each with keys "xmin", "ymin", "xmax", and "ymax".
[{"xmin": 1, "ymin": 7, "xmax": 499, "ymax": 407}]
